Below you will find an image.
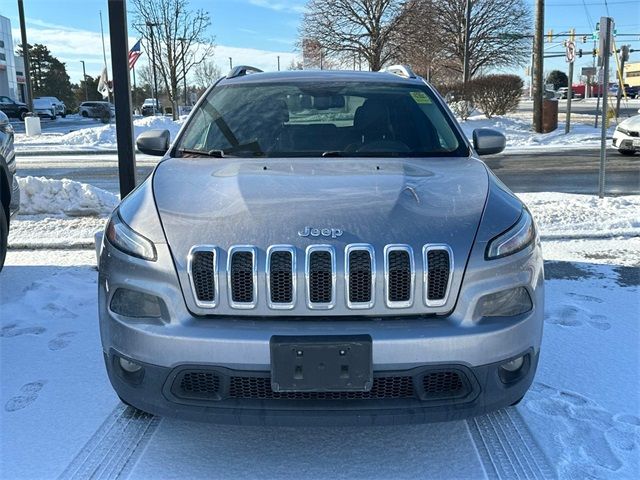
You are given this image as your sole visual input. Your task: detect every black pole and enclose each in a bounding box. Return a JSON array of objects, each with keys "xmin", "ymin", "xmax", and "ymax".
[
  {"xmin": 532, "ymin": 0, "xmax": 545, "ymax": 133},
  {"xmin": 17, "ymin": 0, "xmax": 34, "ymax": 113},
  {"xmin": 80, "ymin": 60, "xmax": 88, "ymax": 101},
  {"xmin": 108, "ymin": 0, "xmax": 137, "ymax": 197},
  {"xmin": 181, "ymin": 40, "xmax": 187, "ymax": 105}
]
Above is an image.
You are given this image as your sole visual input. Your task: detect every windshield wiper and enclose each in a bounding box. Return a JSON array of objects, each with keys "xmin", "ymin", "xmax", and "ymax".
[
  {"xmin": 321, "ymin": 151, "xmax": 345, "ymax": 157},
  {"xmin": 178, "ymin": 148, "xmax": 225, "ymax": 158}
]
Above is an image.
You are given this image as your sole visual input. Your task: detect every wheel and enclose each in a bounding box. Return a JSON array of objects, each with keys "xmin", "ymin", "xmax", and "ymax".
[
  {"xmin": 19, "ymin": 110, "xmax": 28, "ymax": 121},
  {"xmin": 0, "ymin": 206, "xmax": 8, "ymax": 272},
  {"xmin": 81, "ymin": 110, "xmax": 88, "ymax": 118},
  {"xmin": 61, "ymin": 113, "xmax": 66, "ymax": 118},
  {"xmin": 618, "ymin": 149, "xmax": 636, "ymax": 156},
  {"xmin": 49, "ymin": 113, "xmax": 56, "ymax": 120}
]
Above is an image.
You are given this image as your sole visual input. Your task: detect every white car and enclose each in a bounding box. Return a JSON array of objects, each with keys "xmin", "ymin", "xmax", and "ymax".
[
  {"xmin": 34, "ymin": 96, "xmax": 66, "ymax": 117},
  {"xmin": 32, "ymin": 98, "xmax": 56, "ymax": 120},
  {"xmin": 613, "ymin": 114, "xmax": 640, "ymax": 155}
]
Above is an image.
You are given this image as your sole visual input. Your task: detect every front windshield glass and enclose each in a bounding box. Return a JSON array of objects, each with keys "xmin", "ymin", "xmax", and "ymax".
[{"xmin": 176, "ymin": 81, "xmax": 468, "ymax": 158}]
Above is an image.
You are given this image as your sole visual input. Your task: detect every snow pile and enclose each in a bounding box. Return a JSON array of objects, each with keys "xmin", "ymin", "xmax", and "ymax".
[
  {"xmin": 518, "ymin": 192, "xmax": 640, "ymax": 238},
  {"xmin": 17, "ymin": 176, "xmax": 118, "ymax": 216},
  {"xmin": 15, "ymin": 115, "xmax": 185, "ymax": 151},
  {"xmin": 460, "ymin": 115, "xmax": 614, "ymax": 151}
]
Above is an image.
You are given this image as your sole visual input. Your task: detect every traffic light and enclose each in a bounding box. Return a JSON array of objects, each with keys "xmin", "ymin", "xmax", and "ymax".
[
  {"xmin": 592, "ymin": 48, "xmax": 598, "ymax": 57},
  {"xmin": 582, "ymin": 35, "xmax": 587, "ymax": 43},
  {"xmin": 578, "ymin": 49, "xmax": 583, "ymax": 58},
  {"xmin": 547, "ymin": 29, "xmax": 553, "ymax": 43},
  {"xmin": 570, "ymin": 28, "xmax": 575, "ymax": 42}
]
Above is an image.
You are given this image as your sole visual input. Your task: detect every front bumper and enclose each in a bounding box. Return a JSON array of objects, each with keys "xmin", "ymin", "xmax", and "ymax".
[
  {"xmin": 613, "ymin": 132, "xmax": 640, "ymax": 152},
  {"xmin": 105, "ymin": 349, "xmax": 539, "ymax": 426}
]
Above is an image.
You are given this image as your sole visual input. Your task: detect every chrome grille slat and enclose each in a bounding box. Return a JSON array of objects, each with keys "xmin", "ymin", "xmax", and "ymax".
[
  {"xmin": 266, "ymin": 245, "xmax": 296, "ymax": 310},
  {"xmin": 305, "ymin": 245, "xmax": 336, "ymax": 309},
  {"xmin": 345, "ymin": 244, "xmax": 375, "ymax": 309},
  {"xmin": 187, "ymin": 246, "xmax": 218, "ymax": 308},
  {"xmin": 423, "ymin": 245, "xmax": 454, "ymax": 307}
]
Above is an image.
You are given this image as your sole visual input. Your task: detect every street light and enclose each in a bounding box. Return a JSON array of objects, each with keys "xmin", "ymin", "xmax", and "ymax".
[
  {"xmin": 146, "ymin": 21, "xmax": 160, "ymax": 115},
  {"xmin": 177, "ymin": 37, "xmax": 187, "ymax": 106},
  {"xmin": 80, "ymin": 60, "xmax": 88, "ymax": 101}
]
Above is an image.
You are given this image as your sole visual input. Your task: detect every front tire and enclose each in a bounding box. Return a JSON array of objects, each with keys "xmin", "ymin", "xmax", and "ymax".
[
  {"xmin": 19, "ymin": 110, "xmax": 29, "ymax": 121},
  {"xmin": 0, "ymin": 207, "xmax": 8, "ymax": 272},
  {"xmin": 81, "ymin": 110, "xmax": 88, "ymax": 118},
  {"xmin": 618, "ymin": 149, "xmax": 636, "ymax": 156}
]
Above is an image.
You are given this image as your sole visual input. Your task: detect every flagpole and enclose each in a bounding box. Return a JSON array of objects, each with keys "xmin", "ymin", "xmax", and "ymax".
[
  {"xmin": 132, "ymin": 65, "xmax": 137, "ymax": 111},
  {"xmin": 99, "ymin": 10, "xmax": 112, "ymax": 105}
]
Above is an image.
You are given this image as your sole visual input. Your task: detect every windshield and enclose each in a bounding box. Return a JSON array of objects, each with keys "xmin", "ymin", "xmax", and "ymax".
[{"xmin": 176, "ymin": 81, "xmax": 468, "ymax": 158}]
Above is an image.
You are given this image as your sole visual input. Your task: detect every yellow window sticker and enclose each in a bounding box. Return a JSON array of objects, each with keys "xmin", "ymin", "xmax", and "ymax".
[{"xmin": 410, "ymin": 91, "xmax": 431, "ymax": 104}]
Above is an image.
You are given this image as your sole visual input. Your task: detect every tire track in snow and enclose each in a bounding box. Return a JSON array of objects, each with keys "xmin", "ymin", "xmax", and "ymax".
[
  {"xmin": 57, "ymin": 403, "xmax": 160, "ymax": 480},
  {"xmin": 468, "ymin": 408, "xmax": 555, "ymax": 479}
]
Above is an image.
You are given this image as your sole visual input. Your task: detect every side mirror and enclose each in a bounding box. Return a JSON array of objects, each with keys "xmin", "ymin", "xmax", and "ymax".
[
  {"xmin": 473, "ymin": 128, "xmax": 506, "ymax": 156},
  {"xmin": 136, "ymin": 129, "xmax": 170, "ymax": 156}
]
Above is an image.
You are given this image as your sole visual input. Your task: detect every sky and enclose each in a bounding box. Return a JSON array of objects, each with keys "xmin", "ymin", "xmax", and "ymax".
[{"xmin": 0, "ymin": 0, "xmax": 638, "ymax": 86}]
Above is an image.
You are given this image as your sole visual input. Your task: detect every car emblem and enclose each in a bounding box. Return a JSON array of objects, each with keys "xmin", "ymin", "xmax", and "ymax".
[{"xmin": 298, "ymin": 226, "xmax": 343, "ymax": 239}]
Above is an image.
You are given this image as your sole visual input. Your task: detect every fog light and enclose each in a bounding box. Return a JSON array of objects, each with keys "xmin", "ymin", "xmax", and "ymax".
[
  {"xmin": 119, "ymin": 357, "xmax": 142, "ymax": 373},
  {"xmin": 501, "ymin": 356, "xmax": 524, "ymax": 372},
  {"xmin": 110, "ymin": 288, "xmax": 163, "ymax": 318},
  {"xmin": 476, "ymin": 287, "xmax": 533, "ymax": 318}
]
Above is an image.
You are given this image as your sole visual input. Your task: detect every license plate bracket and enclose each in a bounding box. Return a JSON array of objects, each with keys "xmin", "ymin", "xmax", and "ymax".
[{"xmin": 270, "ymin": 335, "xmax": 373, "ymax": 392}]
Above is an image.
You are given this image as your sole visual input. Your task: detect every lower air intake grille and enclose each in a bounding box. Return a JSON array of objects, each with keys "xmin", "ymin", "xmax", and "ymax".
[
  {"xmin": 427, "ymin": 249, "xmax": 451, "ymax": 301},
  {"xmin": 270, "ymin": 251, "xmax": 293, "ymax": 304},
  {"xmin": 387, "ymin": 250, "xmax": 411, "ymax": 303},
  {"xmin": 422, "ymin": 371, "xmax": 464, "ymax": 397},
  {"xmin": 229, "ymin": 376, "xmax": 415, "ymax": 400},
  {"xmin": 230, "ymin": 251, "xmax": 254, "ymax": 303},
  {"xmin": 348, "ymin": 250, "xmax": 372, "ymax": 303},
  {"xmin": 309, "ymin": 251, "xmax": 332, "ymax": 303},
  {"xmin": 180, "ymin": 372, "xmax": 220, "ymax": 394},
  {"xmin": 191, "ymin": 251, "xmax": 215, "ymax": 302}
]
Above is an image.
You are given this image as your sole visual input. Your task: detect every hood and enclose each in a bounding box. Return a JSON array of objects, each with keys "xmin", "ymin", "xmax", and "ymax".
[
  {"xmin": 619, "ymin": 114, "xmax": 640, "ymax": 131},
  {"xmin": 154, "ymin": 156, "xmax": 488, "ymax": 265}
]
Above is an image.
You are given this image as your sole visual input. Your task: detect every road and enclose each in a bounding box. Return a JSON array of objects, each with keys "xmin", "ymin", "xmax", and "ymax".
[
  {"xmin": 15, "ymin": 149, "xmax": 640, "ymax": 196},
  {"xmin": 517, "ymin": 98, "xmax": 639, "ymax": 120}
]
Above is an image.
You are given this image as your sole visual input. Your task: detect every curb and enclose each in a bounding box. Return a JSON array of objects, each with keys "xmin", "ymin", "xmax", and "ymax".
[{"xmin": 17, "ymin": 149, "xmax": 120, "ymax": 157}]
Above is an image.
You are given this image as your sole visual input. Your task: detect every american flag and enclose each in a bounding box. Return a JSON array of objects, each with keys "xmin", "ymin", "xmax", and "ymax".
[{"xmin": 128, "ymin": 40, "xmax": 142, "ymax": 70}]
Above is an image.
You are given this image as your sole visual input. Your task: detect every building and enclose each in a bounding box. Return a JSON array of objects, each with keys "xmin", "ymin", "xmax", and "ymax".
[
  {"xmin": 625, "ymin": 62, "xmax": 640, "ymax": 88},
  {"xmin": 0, "ymin": 15, "xmax": 27, "ymax": 102}
]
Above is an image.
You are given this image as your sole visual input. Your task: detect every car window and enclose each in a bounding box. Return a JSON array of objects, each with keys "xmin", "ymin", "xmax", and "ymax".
[
  {"xmin": 0, "ymin": 96, "xmax": 11, "ymax": 104},
  {"xmin": 176, "ymin": 81, "xmax": 468, "ymax": 158}
]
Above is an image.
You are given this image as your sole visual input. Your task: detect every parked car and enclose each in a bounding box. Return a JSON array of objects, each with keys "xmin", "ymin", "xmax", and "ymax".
[
  {"xmin": 35, "ymin": 96, "xmax": 66, "ymax": 117},
  {"xmin": 32, "ymin": 98, "xmax": 57, "ymax": 120},
  {"xmin": 79, "ymin": 101, "xmax": 115, "ymax": 119},
  {"xmin": 98, "ymin": 66, "xmax": 543, "ymax": 425},
  {"xmin": 613, "ymin": 114, "xmax": 640, "ymax": 155},
  {"xmin": 0, "ymin": 96, "xmax": 29, "ymax": 121},
  {"xmin": 141, "ymin": 98, "xmax": 162, "ymax": 116},
  {"xmin": 557, "ymin": 87, "xmax": 583, "ymax": 99},
  {"xmin": 0, "ymin": 110, "xmax": 19, "ymax": 271}
]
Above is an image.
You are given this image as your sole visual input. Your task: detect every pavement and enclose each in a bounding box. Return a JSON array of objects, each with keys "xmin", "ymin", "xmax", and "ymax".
[{"xmin": 14, "ymin": 148, "xmax": 640, "ymax": 196}]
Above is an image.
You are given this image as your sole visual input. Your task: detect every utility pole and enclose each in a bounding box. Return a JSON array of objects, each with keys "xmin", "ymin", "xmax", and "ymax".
[
  {"xmin": 462, "ymin": 0, "xmax": 472, "ymax": 86},
  {"xmin": 17, "ymin": 0, "xmax": 34, "ymax": 113},
  {"xmin": 107, "ymin": 0, "xmax": 136, "ymax": 197},
  {"xmin": 99, "ymin": 11, "xmax": 112, "ymax": 104},
  {"xmin": 532, "ymin": 0, "xmax": 545, "ymax": 133},
  {"xmin": 146, "ymin": 22, "xmax": 160, "ymax": 115},
  {"xmin": 277, "ymin": 55, "xmax": 281, "ymax": 71},
  {"xmin": 80, "ymin": 60, "xmax": 88, "ymax": 101},
  {"xmin": 598, "ymin": 17, "xmax": 613, "ymax": 199},
  {"xmin": 229, "ymin": 57, "xmax": 233, "ymax": 69}
]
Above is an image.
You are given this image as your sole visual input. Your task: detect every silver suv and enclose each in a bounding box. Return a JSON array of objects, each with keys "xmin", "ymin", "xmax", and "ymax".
[{"xmin": 98, "ymin": 66, "xmax": 543, "ymax": 425}]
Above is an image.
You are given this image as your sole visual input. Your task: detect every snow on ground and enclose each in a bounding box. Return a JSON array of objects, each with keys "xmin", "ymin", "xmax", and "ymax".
[
  {"xmin": 14, "ymin": 115, "xmax": 185, "ymax": 152},
  {"xmin": 459, "ymin": 114, "xmax": 616, "ymax": 151},
  {"xmin": 1, "ymin": 242, "xmax": 638, "ymax": 479}
]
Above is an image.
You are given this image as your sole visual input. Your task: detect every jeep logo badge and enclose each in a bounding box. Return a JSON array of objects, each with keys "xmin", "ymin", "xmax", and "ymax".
[{"xmin": 298, "ymin": 226, "xmax": 343, "ymax": 239}]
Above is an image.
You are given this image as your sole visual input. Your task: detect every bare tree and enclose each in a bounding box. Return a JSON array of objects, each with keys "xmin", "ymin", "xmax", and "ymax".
[
  {"xmin": 193, "ymin": 59, "xmax": 222, "ymax": 89},
  {"xmin": 299, "ymin": 0, "xmax": 408, "ymax": 71},
  {"xmin": 402, "ymin": 0, "xmax": 531, "ymax": 82},
  {"xmin": 132, "ymin": 0, "xmax": 215, "ymax": 118}
]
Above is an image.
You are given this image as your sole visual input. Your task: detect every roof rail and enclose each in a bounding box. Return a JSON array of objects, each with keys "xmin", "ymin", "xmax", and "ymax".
[
  {"xmin": 383, "ymin": 64, "xmax": 416, "ymax": 79},
  {"xmin": 226, "ymin": 65, "xmax": 264, "ymax": 79}
]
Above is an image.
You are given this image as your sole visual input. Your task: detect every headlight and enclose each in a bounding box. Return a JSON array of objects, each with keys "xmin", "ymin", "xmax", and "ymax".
[
  {"xmin": 616, "ymin": 127, "xmax": 629, "ymax": 135},
  {"xmin": 486, "ymin": 208, "xmax": 535, "ymax": 260},
  {"xmin": 105, "ymin": 210, "xmax": 157, "ymax": 261}
]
